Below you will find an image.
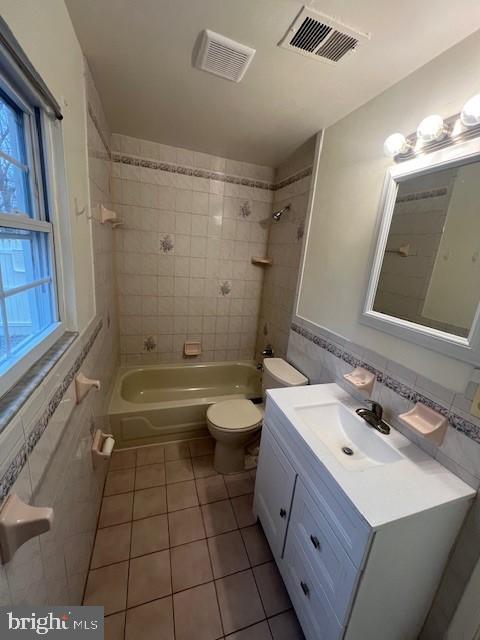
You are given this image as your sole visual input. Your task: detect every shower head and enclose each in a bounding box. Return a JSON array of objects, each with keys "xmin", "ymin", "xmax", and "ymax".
[{"xmin": 272, "ymin": 204, "xmax": 290, "ymax": 221}]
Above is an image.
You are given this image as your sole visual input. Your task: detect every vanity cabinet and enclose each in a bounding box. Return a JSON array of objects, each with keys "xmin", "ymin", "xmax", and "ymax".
[{"xmin": 254, "ymin": 410, "xmax": 474, "ymax": 640}]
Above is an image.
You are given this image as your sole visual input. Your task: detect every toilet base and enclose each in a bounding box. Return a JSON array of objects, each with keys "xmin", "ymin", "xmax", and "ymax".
[{"xmin": 213, "ymin": 441, "xmax": 246, "ymax": 474}]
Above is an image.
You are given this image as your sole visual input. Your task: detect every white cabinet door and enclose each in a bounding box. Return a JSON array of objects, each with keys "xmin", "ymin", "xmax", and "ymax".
[{"xmin": 253, "ymin": 425, "xmax": 297, "ymax": 558}]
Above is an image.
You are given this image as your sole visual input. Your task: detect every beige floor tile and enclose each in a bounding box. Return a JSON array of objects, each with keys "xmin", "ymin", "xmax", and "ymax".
[
  {"xmin": 125, "ymin": 596, "xmax": 174, "ymax": 640},
  {"xmin": 253, "ymin": 562, "xmax": 291, "ymax": 617},
  {"xmin": 166, "ymin": 480, "xmax": 199, "ymax": 511},
  {"xmin": 131, "ymin": 514, "xmax": 169, "ymax": 557},
  {"xmin": 171, "ymin": 539, "xmax": 213, "ymax": 592},
  {"xmin": 168, "ymin": 506, "xmax": 206, "ymax": 546},
  {"xmin": 104, "ymin": 469, "xmax": 135, "ymax": 496},
  {"xmin": 208, "ymin": 530, "xmax": 250, "ymax": 579},
  {"xmin": 128, "ymin": 550, "xmax": 171, "ymax": 608},
  {"xmin": 225, "ymin": 472, "xmax": 255, "ymax": 498},
  {"xmin": 268, "ymin": 611, "xmax": 305, "ymax": 640},
  {"xmin": 91, "ymin": 523, "xmax": 131, "ymax": 568},
  {"xmin": 165, "ymin": 458, "xmax": 194, "ymax": 484},
  {"xmin": 226, "ymin": 620, "xmax": 273, "ymax": 640},
  {"xmin": 104, "ymin": 611, "xmax": 125, "ymax": 640},
  {"xmin": 202, "ymin": 499, "xmax": 237, "ymax": 537},
  {"xmin": 110, "ymin": 450, "xmax": 137, "ymax": 470},
  {"xmin": 173, "ymin": 582, "xmax": 223, "ymax": 640},
  {"xmin": 99, "ymin": 492, "xmax": 134, "ymax": 528},
  {"xmin": 136, "ymin": 444, "xmax": 165, "ymax": 467},
  {"xmin": 135, "ymin": 464, "xmax": 166, "ymax": 490},
  {"xmin": 164, "ymin": 442, "xmax": 190, "ymax": 461},
  {"xmin": 192, "ymin": 455, "xmax": 218, "ymax": 478},
  {"xmin": 84, "ymin": 561, "xmax": 128, "ymax": 615},
  {"xmin": 231, "ymin": 494, "xmax": 256, "ymax": 528},
  {"xmin": 216, "ymin": 569, "xmax": 265, "ymax": 635},
  {"xmin": 240, "ymin": 524, "xmax": 273, "ymax": 566},
  {"xmin": 196, "ymin": 475, "xmax": 228, "ymax": 504},
  {"xmin": 189, "ymin": 437, "xmax": 215, "ymax": 457},
  {"xmin": 133, "ymin": 486, "xmax": 167, "ymax": 520}
]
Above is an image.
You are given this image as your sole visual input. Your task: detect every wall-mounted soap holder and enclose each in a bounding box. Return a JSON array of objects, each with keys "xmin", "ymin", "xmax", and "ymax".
[
  {"xmin": 75, "ymin": 372, "xmax": 101, "ymax": 404},
  {"xmin": 343, "ymin": 367, "xmax": 375, "ymax": 396},
  {"xmin": 184, "ymin": 341, "xmax": 201, "ymax": 357},
  {"xmin": 100, "ymin": 204, "xmax": 123, "ymax": 228},
  {"xmin": 92, "ymin": 429, "xmax": 115, "ymax": 469},
  {"xmin": 399, "ymin": 402, "xmax": 448, "ymax": 445},
  {"xmin": 0, "ymin": 494, "xmax": 53, "ymax": 564}
]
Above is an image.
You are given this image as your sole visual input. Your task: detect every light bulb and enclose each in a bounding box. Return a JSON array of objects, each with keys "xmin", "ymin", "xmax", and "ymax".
[
  {"xmin": 416, "ymin": 115, "xmax": 446, "ymax": 143},
  {"xmin": 383, "ymin": 133, "xmax": 410, "ymax": 157},
  {"xmin": 461, "ymin": 94, "xmax": 480, "ymax": 127}
]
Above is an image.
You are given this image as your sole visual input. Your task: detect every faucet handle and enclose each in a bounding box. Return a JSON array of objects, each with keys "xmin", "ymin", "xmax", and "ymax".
[{"xmin": 366, "ymin": 400, "xmax": 383, "ymax": 419}]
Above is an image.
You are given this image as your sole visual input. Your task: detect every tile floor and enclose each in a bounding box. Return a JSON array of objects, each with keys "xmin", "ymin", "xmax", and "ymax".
[{"xmin": 84, "ymin": 437, "xmax": 305, "ymax": 640}]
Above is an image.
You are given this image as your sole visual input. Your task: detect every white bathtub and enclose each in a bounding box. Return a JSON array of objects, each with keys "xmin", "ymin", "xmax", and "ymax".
[{"xmin": 108, "ymin": 361, "xmax": 262, "ymax": 448}]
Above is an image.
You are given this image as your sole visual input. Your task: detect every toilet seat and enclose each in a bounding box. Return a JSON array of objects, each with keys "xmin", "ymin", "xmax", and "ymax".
[{"xmin": 207, "ymin": 399, "xmax": 263, "ymax": 432}]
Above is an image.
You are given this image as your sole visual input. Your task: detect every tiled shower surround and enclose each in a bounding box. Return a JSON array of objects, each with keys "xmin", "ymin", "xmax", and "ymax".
[
  {"xmin": 0, "ymin": 66, "xmax": 119, "ymax": 605},
  {"xmin": 256, "ymin": 138, "xmax": 315, "ymax": 359},
  {"xmin": 112, "ymin": 134, "xmax": 275, "ymax": 364}
]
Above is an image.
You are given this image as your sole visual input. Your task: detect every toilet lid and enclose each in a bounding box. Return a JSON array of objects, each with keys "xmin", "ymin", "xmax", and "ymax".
[{"xmin": 207, "ymin": 399, "xmax": 263, "ymax": 431}]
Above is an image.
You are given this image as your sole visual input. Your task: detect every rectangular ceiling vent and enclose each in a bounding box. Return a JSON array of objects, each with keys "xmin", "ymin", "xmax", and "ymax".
[
  {"xmin": 194, "ymin": 30, "xmax": 256, "ymax": 83},
  {"xmin": 279, "ymin": 6, "xmax": 370, "ymax": 64}
]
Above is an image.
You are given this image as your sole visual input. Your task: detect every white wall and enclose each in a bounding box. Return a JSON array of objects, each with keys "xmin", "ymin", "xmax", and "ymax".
[
  {"xmin": 1, "ymin": 0, "xmax": 95, "ymax": 332},
  {"xmin": 298, "ymin": 30, "xmax": 480, "ymax": 392}
]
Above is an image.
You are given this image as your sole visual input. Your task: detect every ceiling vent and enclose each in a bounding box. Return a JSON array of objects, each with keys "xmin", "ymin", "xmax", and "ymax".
[
  {"xmin": 279, "ymin": 6, "xmax": 370, "ymax": 64},
  {"xmin": 194, "ymin": 30, "xmax": 256, "ymax": 83}
]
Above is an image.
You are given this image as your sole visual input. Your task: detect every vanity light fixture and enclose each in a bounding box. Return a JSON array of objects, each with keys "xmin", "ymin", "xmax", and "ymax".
[
  {"xmin": 383, "ymin": 132, "xmax": 411, "ymax": 157},
  {"xmin": 416, "ymin": 114, "xmax": 447, "ymax": 143},
  {"xmin": 461, "ymin": 94, "xmax": 480, "ymax": 127}
]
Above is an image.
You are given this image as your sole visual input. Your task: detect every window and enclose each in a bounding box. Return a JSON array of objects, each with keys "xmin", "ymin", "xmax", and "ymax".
[{"xmin": 0, "ymin": 86, "xmax": 60, "ymax": 390}]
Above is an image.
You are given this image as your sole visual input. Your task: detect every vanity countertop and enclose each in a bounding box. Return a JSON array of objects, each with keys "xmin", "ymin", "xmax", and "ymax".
[{"xmin": 266, "ymin": 383, "xmax": 476, "ymax": 528}]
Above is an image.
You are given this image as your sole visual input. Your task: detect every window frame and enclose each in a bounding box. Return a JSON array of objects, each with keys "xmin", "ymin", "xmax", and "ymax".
[{"xmin": 0, "ymin": 74, "xmax": 64, "ymax": 395}]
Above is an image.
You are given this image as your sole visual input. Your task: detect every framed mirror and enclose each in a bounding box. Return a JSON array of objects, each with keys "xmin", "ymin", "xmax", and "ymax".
[{"xmin": 362, "ymin": 136, "xmax": 480, "ymax": 364}]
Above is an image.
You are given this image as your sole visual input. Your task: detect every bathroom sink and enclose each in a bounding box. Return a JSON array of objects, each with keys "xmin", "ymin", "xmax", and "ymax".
[{"xmin": 295, "ymin": 402, "xmax": 403, "ymax": 470}]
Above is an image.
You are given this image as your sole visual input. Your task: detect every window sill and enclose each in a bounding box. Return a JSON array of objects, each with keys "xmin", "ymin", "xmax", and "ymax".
[{"xmin": 0, "ymin": 331, "xmax": 78, "ymax": 433}]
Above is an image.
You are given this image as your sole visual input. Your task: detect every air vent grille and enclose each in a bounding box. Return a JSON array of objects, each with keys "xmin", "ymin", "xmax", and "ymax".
[
  {"xmin": 290, "ymin": 17, "xmax": 332, "ymax": 52},
  {"xmin": 316, "ymin": 30, "xmax": 358, "ymax": 62},
  {"xmin": 194, "ymin": 30, "xmax": 256, "ymax": 83},
  {"xmin": 279, "ymin": 6, "xmax": 369, "ymax": 64}
]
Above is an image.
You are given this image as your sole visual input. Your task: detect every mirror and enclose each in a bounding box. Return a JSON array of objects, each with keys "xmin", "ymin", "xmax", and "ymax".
[{"xmin": 363, "ymin": 138, "xmax": 480, "ymax": 364}]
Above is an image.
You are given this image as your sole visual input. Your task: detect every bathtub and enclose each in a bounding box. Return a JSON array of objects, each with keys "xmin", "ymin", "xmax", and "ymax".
[{"xmin": 108, "ymin": 361, "xmax": 262, "ymax": 448}]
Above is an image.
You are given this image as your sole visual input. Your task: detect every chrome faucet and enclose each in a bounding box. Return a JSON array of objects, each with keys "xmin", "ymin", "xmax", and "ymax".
[
  {"xmin": 356, "ymin": 401, "xmax": 390, "ymax": 435},
  {"xmin": 262, "ymin": 344, "xmax": 274, "ymax": 358}
]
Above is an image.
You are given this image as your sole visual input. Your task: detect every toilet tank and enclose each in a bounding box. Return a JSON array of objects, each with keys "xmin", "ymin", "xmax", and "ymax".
[{"xmin": 262, "ymin": 358, "xmax": 308, "ymax": 396}]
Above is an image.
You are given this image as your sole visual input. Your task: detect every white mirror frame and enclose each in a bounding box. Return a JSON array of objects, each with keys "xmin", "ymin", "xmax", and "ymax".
[{"xmin": 362, "ymin": 135, "xmax": 480, "ymax": 365}]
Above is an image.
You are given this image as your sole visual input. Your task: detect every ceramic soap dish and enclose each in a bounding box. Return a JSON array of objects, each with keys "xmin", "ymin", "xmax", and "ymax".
[
  {"xmin": 343, "ymin": 367, "xmax": 375, "ymax": 396},
  {"xmin": 399, "ymin": 402, "xmax": 448, "ymax": 445}
]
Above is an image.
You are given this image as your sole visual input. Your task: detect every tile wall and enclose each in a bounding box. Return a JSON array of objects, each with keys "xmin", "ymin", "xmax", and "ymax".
[
  {"xmin": 111, "ymin": 134, "xmax": 274, "ymax": 364},
  {"xmin": 256, "ymin": 138, "xmax": 315, "ymax": 359},
  {"xmin": 0, "ymin": 65, "xmax": 119, "ymax": 605}
]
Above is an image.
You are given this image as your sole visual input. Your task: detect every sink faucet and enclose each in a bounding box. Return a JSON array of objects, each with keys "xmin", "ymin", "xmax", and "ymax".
[{"xmin": 356, "ymin": 401, "xmax": 390, "ymax": 435}]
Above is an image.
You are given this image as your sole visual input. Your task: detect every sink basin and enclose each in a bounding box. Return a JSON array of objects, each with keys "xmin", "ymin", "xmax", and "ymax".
[{"xmin": 295, "ymin": 402, "xmax": 403, "ymax": 471}]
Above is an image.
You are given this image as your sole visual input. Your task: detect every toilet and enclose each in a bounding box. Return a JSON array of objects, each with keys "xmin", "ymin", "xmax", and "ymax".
[{"xmin": 207, "ymin": 358, "xmax": 308, "ymax": 473}]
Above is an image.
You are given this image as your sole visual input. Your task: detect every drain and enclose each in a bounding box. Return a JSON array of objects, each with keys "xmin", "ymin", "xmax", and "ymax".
[{"xmin": 342, "ymin": 446, "xmax": 354, "ymax": 456}]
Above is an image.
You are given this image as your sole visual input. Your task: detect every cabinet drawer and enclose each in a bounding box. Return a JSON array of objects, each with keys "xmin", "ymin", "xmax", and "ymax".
[
  {"xmin": 283, "ymin": 527, "xmax": 344, "ymax": 640},
  {"xmin": 254, "ymin": 426, "xmax": 297, "ymax": 558},
  {"xmin": 291, "ymin": 480, "xmax": 358, "ymax": 623}
]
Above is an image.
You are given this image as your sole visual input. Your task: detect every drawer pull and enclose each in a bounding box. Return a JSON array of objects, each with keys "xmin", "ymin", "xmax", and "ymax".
[
  {"xmin": 279, "ymin": 508, "xmax": 287, "ymax": 518},
  {"xmin": 300, "ymin": 581, "xmax": 310, "ymax": 597},
  {"xmin": 310, "ymin": 534, "xmax": 320, "ymax": 550}
]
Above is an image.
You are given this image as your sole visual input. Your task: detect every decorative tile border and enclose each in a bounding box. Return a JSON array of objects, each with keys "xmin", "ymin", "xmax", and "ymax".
[
  {"xmin": 0, "ymin": 319, "xmax": 103, "ymax": 500},
  {"xmin": 291, "ymin": 321, "xmax": 480, "ymax": 444},
  {"xmin": 112, "ymin": 152, "xmax": 313, "ymax": 192},
  {"xmin": 396, "ymin": 187, "xmax": 448, "ymax": 203}
]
